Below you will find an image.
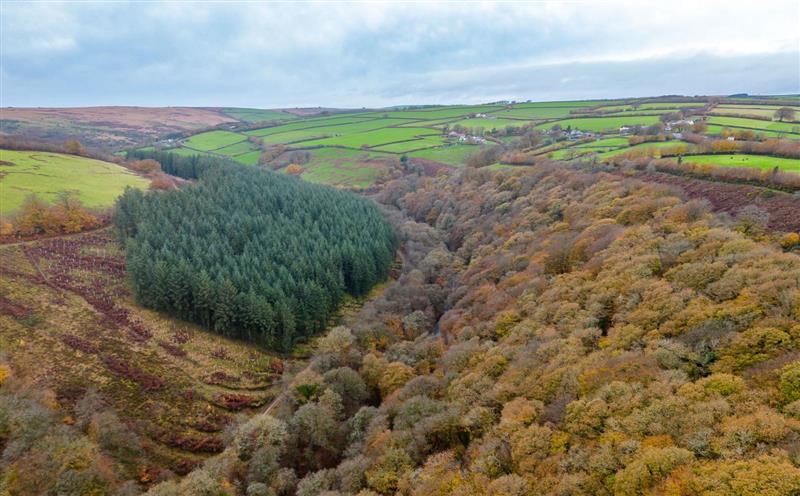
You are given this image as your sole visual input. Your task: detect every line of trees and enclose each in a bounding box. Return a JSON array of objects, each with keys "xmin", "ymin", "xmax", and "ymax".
[{"xmin": 114, "ymin": 159, "xmax": 397, "ymax": 351}]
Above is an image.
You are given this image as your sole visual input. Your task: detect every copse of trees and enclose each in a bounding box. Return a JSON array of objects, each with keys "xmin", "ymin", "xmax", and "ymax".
[
  {"xmin": 124, "ymin": 149, "xmax": 235, "ymax": 180},
  {"xmin": 114, "ymin": 161, "xmax": 397, "ymax": 351},
  {"xmin": 775, "ymin": 106, "xmax": 797, "ymax": 122}
]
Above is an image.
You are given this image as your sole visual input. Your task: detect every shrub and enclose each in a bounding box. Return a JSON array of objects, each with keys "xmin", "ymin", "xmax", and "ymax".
[
  {"xmin": 365, "ymin": 448, "xmax": 413, "ymax": 494},
  {"xmin": 378, "ymin": 362, "xmax": 415, "ymax": 397},
  {"xmin": 779, "ymin": 361, "xmax": 800, "ymax": 403},
  {"xmin": 613, "ymin": 447, "xmax": 693, "ymax": 495}
]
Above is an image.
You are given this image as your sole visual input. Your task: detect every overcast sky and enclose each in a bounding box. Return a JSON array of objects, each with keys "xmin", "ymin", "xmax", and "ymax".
[{"xmin": 2, "ymin": 1, "xmax": 799, "ymax": 108}]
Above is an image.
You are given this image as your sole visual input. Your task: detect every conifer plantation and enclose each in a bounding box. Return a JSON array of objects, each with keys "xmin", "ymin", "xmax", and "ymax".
[{"xmin": 113, "ymin": 160, "xmax": 397, "ymax": 351}]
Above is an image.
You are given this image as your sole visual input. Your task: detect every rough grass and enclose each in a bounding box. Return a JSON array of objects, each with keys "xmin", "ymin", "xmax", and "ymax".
[
  {"xmin": 0, "ymin": 150, "xmax": 150, "ymax": 216},
  {"xmin": 0, "ymin": 230, "xmax": 283, "ymax": 472}
]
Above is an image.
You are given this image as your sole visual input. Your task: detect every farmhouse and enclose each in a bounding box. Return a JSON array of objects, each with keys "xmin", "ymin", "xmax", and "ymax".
[
  {"xmin": 665, "ymin": 119, "xmax": 695, "ymax": 132},
  {"xmin": 567, "ymin": 129, "xmax": 592, "ymax": 140}
]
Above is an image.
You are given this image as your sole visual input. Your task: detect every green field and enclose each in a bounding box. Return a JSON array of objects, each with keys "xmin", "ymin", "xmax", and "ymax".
[
  {"xmin": 372, "ymin": 105, "xmax": 503, "ymax": 120},
  {"xmin": 683, "ymin": 154, "xmax": 800, "ymax": 172},
  {"xmin": 221, "ymin": 108, "xmax": 298, "ymax": 122},
  {"xmin": 575, "ymin": 137, "xmax": 630, "ymax": 148},
  {"xmin": 704, "ymin": 124, "xmax": 797, "ymax": 139},
  {"xmin": 406, "ymin": 144, "xmax": 480, "ymax": 165},
  {"xmin": 706, "ymin": 116, "xmax": 800, "ymax": 135},
  {"xmin": 293, "ymin": 148, "xmax": 393, "ymax": 187},
  {"xmin": 597, "ymin": 102, "xmax": 704, "ymax": 112},
  {"xmin": 214, "ymin": 140, "xmax": 259, "ymax": 156},
  {"xmin": 300, "ymin": 127, "xmax": 442, "ymax": 149},
  {"xmin": 440, "ymin": 117, "xmax": 533, "ymax": 130},
  {"xmin": 163, "ymin": 98, "xmax": 800, "ymax": 190},
  {"xmin": 182, "ymin": 130, "xmax": 247, "ymax": 151},
  {"xmin": 490, "ymin": 106, "xmax": 578, "ymax": 119},
  {"xmin": 513, "ymin": 100, "xmax": 614, "ymax": 108},
  {"xmin": 603, "ymin": 109, "xmax": 678, "ymax": 116},
  {"xmin": 0, "ymin": 150, "xmax": 150, "ymax": 216},
  {"xmin": 713, "ymin": 106, "xmax": 800, "ymax": 120},
  {"xmin": 251, "ymin": 118, "xmax": 410, "ymax": 145},
  {"xmin": 536, "ymin": 115, "xmax": 662, "ymax": 133},
  {"xmin": 234, "ymin": 150, "xmax": 262, "ymax": 165},
  {"xmin": 370, "ymin": 136, "xmax": 448, "ymax": 153},
  {"xmin": 245, "ymin": 116, "xmax": 376, "ymax": 137},
  {"xmin": 597, "ymin": 140, "xmax": 690, "ymax": 160}
]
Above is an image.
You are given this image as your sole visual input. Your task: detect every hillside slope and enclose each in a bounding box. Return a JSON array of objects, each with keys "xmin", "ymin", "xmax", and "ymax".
[{"xmin": 156, "ymin": 164, "xmax": 800, "ymax": 495}]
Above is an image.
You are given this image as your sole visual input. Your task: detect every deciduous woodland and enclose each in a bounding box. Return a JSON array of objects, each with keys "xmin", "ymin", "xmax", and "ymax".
[
  {"xmin": 113, "ymin": 163, "xmax": 397, "ymax": 351},
  {"xmin": 5, "ymin": 143, "xmax": 800, "ymax": 495},
  {"xmin": 129, "ymin": 163, "xmax": 800, "ymax": 495}
]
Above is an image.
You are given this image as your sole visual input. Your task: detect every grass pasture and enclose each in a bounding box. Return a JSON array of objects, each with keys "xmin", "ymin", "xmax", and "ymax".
[
  {"xmin": 575, "ymin": 137, "xmax": 630, "ymax": 148},
  {"xmin": 513, "ymin": 100, "xmax": 614, "ymax": 108},
  {"xmin": 234, "ymin": 150, "xmax": 261, "ymax": 165},
  {"xmin": 439, "ymin": 117, "xmax": 534, "ymax": 130},
  {"xmin": 375, "ymin": 105, "xmax": 503, "ymax": 120},
  {"xmin": 407, "ymin": 144, "xmax": 481, "ymax": 166},
  {"xmin": 182, "ymin": 130, "xmax": 247, "ymax": 151},
  {"xmin": 535, "ymin": 115, "xmax": 662, "ymax": 133},
  {"xmin": 162, "ymin": 97, "xmax": 800, "ymax": 191},
  {"xmin": 706, "ymin": 116, "xmax": 800, "ymax": 135},
  {"xmin": 491, "ymin": 106, "xmax": 581, "ymax": 120},
  {"xmin": 597, "ymin": 102, "xmax": 705, "ymax": 112},
  {"xmin": 299, "ymin": 127, "xmax": 443, "ymax": 149},
  {"xmin": 0, "ymin": 150, "xmax": 150, "ymax": 216},
  {"xmin": 597, "ymin": 140, "xmax": 691, "ymax": 160},
  {"xmin": 245, "ymin": 116, "xmax": 375, "ymax": 137},
  {"xmin": 683, "ymin": 154, "xmax": 800, "ymax": 173},
  {"xmin": 371, "ymin": 136, "xmax": 448, "ymax": 153},
  {"xmin": 221, "ymin": 108, "xmax": 298, "ymax": 122},
  {"xmin": 293, "ymin": 148, "xmax": 394, "ymax": 187},
  {"xmin": 214, "ymin": 140, "xmax": 259, "ymax": 156},
  {"xmin": 712, "ymin": 106, "xmax": 800, "ymax": 122}
]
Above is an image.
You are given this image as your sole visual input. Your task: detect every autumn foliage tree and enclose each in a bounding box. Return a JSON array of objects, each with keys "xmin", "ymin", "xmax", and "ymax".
[{"xmin": 13, "ymin": 192, "xmax": 100, "ymax": 236}]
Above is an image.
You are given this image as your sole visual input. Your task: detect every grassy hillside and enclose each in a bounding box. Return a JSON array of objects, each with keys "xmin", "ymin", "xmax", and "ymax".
[
  {"xmin": 136, "ymin": 97, "xmax": 800, "ymax": 190},
  {"xmin": 0, "ymin": 150, "xmax": 150, "ymax": 216},
  {"xmin": 0, "ymin": 230, "xmax": 284, "ymax": 479},
  {"xmin": 685, "ymin": 153, "xmax": 800, "ymax": 172}
]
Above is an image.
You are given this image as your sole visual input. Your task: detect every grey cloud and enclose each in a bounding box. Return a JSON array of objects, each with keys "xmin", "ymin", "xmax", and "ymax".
[{"xmin": 1, "ymin": 1, "xmax": 798, "ymax": 107}]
